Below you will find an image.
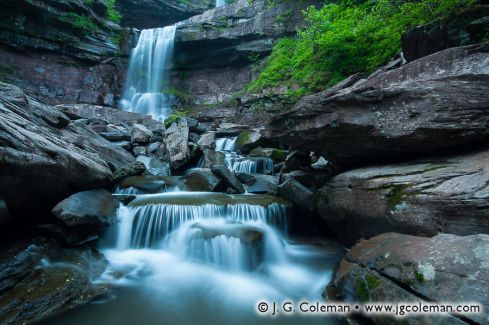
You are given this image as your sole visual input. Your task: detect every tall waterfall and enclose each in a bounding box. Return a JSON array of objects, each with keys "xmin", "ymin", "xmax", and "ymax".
[
  {"xmin": 216, "ymin": 0, "xmax": 226, "ymax": 7},
  {"xmin": 120, "ymin": 26, "xmax": 176, "ymax": 121}
]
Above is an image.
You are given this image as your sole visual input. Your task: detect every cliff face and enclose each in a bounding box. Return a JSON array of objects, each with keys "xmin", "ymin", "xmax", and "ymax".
[{"xmin": 0, "ymin": 0, "xmax": 129, "ymax": 106}]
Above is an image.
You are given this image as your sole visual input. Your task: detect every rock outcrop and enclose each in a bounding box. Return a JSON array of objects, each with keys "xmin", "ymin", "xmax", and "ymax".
[
  {"xmin": 401, "ymin": 4, "xmax": 489, "ymax": 62},
  {"xmin": 267, "ymin": 44, "xmax": 489, "ymax": 168},
  {"xmin": 0, "ymin": 0, "xmax": 127, "ymax": 105},
  {"xmin": 117, "ymin": 0, "xmax": 214, "ymax": 29},
  {"xmin": 0, "ymin": 239, "xmax": 108, "ymax": 324},
  {"xmin": 331, "ymin": 232, "xmax": 489, "ymax": 324},
  {"xmin": 0, "ymin": 82, "xmax": 133, "ymax": 221},
  {"xmin": 317, "ymin": 149, "xmax": 489, "ymax": 245}
]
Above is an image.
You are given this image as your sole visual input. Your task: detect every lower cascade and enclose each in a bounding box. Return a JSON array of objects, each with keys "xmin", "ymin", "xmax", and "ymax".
[{"xmin": 51, "ymin": 150, "xmax": 343, "ymax": 324}]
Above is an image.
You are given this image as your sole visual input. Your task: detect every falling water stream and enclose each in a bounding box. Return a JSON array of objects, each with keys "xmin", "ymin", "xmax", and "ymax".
[{"xmin": 51, "ymin": 25, "xmax": 345, "ymax": 324}]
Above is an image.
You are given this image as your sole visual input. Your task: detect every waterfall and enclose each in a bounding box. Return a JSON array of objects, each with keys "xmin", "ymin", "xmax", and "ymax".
[
  {"xmin": 215, "ymin": 137, "xmax": 274, "ymax": 174},
  {"xmin": 120, "ymin": 26, "xmax": 176, "ymax": 121},
  {"xmin": 215, "ymin": 137, "xmax": 237, "ymax": 151},
  {"xmin": 215, "ymin": 0, "xmax": 226, "ymax": 7}
]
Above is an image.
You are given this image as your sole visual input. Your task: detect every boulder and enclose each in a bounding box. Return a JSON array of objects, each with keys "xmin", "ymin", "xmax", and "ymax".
[
  {"xmin": 249, "ymin": 147, "xmax": 288, "ymax": 162},
  {"xmin": 180, "ymin": 168, "xmax": 224, "ymax": 192},
  {"xmin": 201, "ymin": 149, "xmax": 226, "ymax": 168},
  {"xmin": 0, "ymin": 83, "xmax": 133, "ymax": 220},
  {"xmin": 99, "ymin": 130, "xmax": 131, "ymax": 142},
  {"xmin": 277, "ymin": 178, "xmax": 315, "ymax": 213},
  {"xmin": 332, "ymin": 232, "xmax": 489, "ymax": 324},
  {"xmin": 119, "ymin": 175, "xmax": 181, "ymax": 194},
  {"xmin": 267, "ymin": 45, "xmax": 489, "ymax": 167},
  {"xmin": 281, "ymin": 151, "xmax": 311, "ymax": 173},
  {"xmin": 401, "ymin": 4, "xmax": 489, "ymax": 62},
  {"xmin": 211, "ymin": 165, "xmax": 246, "ymax": 194},
  {"xmin": 235, "ymin": 129, "xmax": 265, "ymax": 153},
  {"xmin": 130, "ymin": 123, "xmax": 154, "ymax": 144},
  {"xmin": 136, "ymin": 156, "xmax": 171, "ymax": 176},
  {"xmin": 317, "ymin": 149, "xmax": 489, "ymax": 246},
  {"xmin": 111, "ymin": 161, "xmax": 146, "ymax": 183},
  {"xmin": 132, "ymin": 146, "xmax": 147, "ymax": 156},
  {"xmin": 281, "ymin": 170, "xmax": 330, "ymax": 190},
  {"xmin": 37, "ymin": 224, "xmax": 99, "ymax": 246},
  {"xmin": 197, "ymin": 132, "xmax": 216, "ymax": 150},
  {"xmin": 162, "ymin": 118, "xmax": 190, "ymax": 170},
  {"xmin": 247, "ymin": 175, "xmax": 279, "ymax": 195},
  {"xmin": 52, "ymin": 189, "xmax": 118, "ymax": 227},
  {"xmin": 0, "ymin": 240, "xmax": 108, "ymax": 324}
]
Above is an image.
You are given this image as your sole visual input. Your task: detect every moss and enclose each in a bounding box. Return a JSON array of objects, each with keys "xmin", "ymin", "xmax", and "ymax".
[
  {"xmin": 271, "ymin": 149, "xmax": 288, "ymax": 162},
  {"xmin": 106, "ymin": 0, "xmax": 122, "ymax": 23},
  {"xmin": 385, "ymin": 184, "xmax": 410, "ymax": 210},
  {"xmin": 356, "ymin": 279, "xmax": 369, "ymax": 302},
  {"xmin": 55, "ymin": 12, "xmax": 98, "ymax": 36},
  {"xmin": 0, "ymin": 63, "xmax": 19, "ymax": 82},
  {"xmin": 414, "ymin": 271, "xmax": 425, "ymax": 283},
  {"xmin": 274, "ymin": 9, "xmax": 294, "ymax": 24},
  {"xmin": 164, "ymin": 111, "xmax": 186, "ymax": 128},
  {"xmin": 365, "ymin": 274, "xmax": 381, "ymax": 289},
  {"xmin": 235, "ymin": 130, "xmax": 251, "ymax": 147}
]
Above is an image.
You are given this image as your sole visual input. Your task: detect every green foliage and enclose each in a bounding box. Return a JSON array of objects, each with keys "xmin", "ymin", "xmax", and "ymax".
[
  {"xmin": 106, "ymin": 0, "xmax": 122, "ymax": 23},
  {"xmin": 250, "ymin": 0, "xmax": 476, "ymax": 97},
  {"xmin": 414, "ymin": 271, "xmax": 425, "ymax": 283},
  {"xmin": 275, "ymin": 9, "xmax": 294, "ymax": 24},
  {"xmin": 83, "ymin": 0, "xmax": 94, "ymax": 5},
  {"xmin": 164, "ymin": 111, "xmax": 187, "ymax": 128},
  {"xmin": 56, "ymin": 13, "xmax": 98, "ymax": 35},
  {"xmin": 365, "ymin": 274, "xmax": 380, "ymax": 289}
]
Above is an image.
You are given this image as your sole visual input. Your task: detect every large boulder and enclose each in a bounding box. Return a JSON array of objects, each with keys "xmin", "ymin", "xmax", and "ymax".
[
  {"xmin": 211, "ymin": 165, "xmax": 245, "ymax": 194},
  {"xmin": 401, "ymin": 4, "xmax": 489, "ymax": 62},
  {"xmin": 0, "ymin": 240, "xmax": 108, "ymax": 324},
  {"xmin": 317, "ymin": 149, "xmax": 489, "ymax": 246},
  {"xmin": 130, "ymin": 123, "xmax": 154, "ymax": 144},
  {"xmin": 0, "ymin": 83, "xmax": 133, "ymax": 220},
  {"xmin": 331, "ymin": 232, "xmax": 489, "ymax": 324},
  {"xmin": 180, "ymin": 168, "xmax": 225, "ymax": 192},
  {"xmin": 267, "ymin": 45, "xmax": 489, "ymax": 168},
  {"xmin": 162, "ymin": 118, "xmax": 190, "ymax": 170},
  {"xmin": 52, "ymin": 189, "xmax": 118, "ymax": 227}
]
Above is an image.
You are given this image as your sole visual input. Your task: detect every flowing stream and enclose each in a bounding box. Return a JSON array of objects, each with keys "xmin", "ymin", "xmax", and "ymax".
[{"xmin": 120, "ymin": 26, "xmax": 176, "ymax": 121}]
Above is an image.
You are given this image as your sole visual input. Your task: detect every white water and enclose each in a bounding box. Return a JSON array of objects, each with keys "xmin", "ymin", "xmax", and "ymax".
[
  {"xmin": 215, "ymin": 0, "xmax": 226, "ymax": 7},
  {"xmin": 120, "ymin": 26, "xmax": 176, "ymax": 121},
  {"xmin": 216, "ymin": 137, "xmax": 274, "ymax": 174}
]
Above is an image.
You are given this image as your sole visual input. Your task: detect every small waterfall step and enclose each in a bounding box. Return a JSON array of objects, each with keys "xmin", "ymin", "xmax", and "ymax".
[{"xmin": 115, "ymin": 175, "xmax": 181, "ymax": 194}]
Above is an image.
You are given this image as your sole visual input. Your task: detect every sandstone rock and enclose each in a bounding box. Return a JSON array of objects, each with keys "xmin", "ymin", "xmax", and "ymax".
[
  {"xmin": 332, "ymin": 232, "xmax": 489, "ymax": 324},
  {"xmin": 130, "ymin": 123, "xmax": 154, "ymax": 144},
  {"xmin": 317, "ymin": 149, "xmax": 489, "ymax": 245},
  {"xmin": 267, "ymin": 45, "xmax": 489, "ymax": 167},
  {"xmin": 162, "ymin": 118, "xmax": 190, "ymax": 169},
  {"xmin": 180, "ymin": 168, "xmax": 225, "ymax": 192},
  {"xmin": 136, "ymin": 156, "xmax": 171, "ymax": 176},
  {"xmin": 211, "ymin": 165, "xmax": 245, "ymax": 194},
  {"xmin": 52, "ymin": 189, "xmax": 118, "ymax": 227},
  {"xmin": 198, "ymin": 132, "xmax": 216, "ymax": 150},
  {"xmin": 0, "ymin": 83, "xmax": 133, "ymax": 219},
  {"xmin": 0, "ymin": 240, "xmax": 108, "ymax": 324},
  {"xmin": 111, "ymin": 161, "xmax": 146, "ymax": 183},
  {"xmin": 277, "ymin": 178, "xmax": 315, "ymax": 213},
  {"xmin": 402, "ymin": 5, "xmax": 489, "ymax": 62}
]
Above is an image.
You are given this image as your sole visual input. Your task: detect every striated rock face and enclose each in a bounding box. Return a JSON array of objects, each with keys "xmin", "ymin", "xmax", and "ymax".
[
  {"xmin": 402, "ymin": 4, "xmax": 489, "ymax": 62},
  {"xmin": 117, "ymin": 0, "xmax": 214, "ymax": 29},
  {"xmin": 266, "ymin": 45, "xmax": 489, "ymax": 168},
  {"xmin": 0, "ymin": 0, "xmax": 126, "ymax": 105},
  {"xmin": 0, "ymin": 82, "xmax": 133, "ymax": 221},
  {"xmin": 317, "ymin": 149, "xmax": 489, "ymax": 246},
  {"xmin": 332, "ymin": 232, "xmax": 489, "ymax": 324},
  {"xmin": 162, "ymin": 118, "xmax": 190, "ymax": 170}
]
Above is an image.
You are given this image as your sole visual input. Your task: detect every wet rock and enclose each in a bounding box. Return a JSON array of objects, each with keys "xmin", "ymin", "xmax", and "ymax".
[
  {"xmin": 332, "ymin": 232, "xmax": 489, "ymax": 324},
  {"xmin": 99, "ymin": 130, "xmax": 131, "ymax": 142},
  {"xmin": 311, "ymin": 156, "xmax": 330, "ymax": 170},
  {"xmin": 282, "ymin": 151, "xmax": 311, "ymax": 173},
  {"xmin": 267, "ymin": 45, "xmax": 489, "ymax": 167},
  {"xmin": 113, "ymin": 140, "xmax": 131, "ymax": 150},
  {"xmin": 119, "ymin": 175, "xmax": 180, "ymax": 194},
  {"xmin": 130, "ymin": 123, "xmax": 154, "ymax": 144},
  {"xmin": 247, "ymin": 175, "xmax": 279, "ymax": 195},
  {"xmin": 180, "ymin": 168, "xmax": 225, "ymax": 192},
  {"xmin": 281, "ymin": 170, "xmax": 330, "ymax": 190},
  {"xmin": 277, "ymin": 178, "xmax": 315, "ymax": 213},
  {"xmin": 249, "ymin": 147, "xmax": 288, "ymax": 162},
  {"xmin": 235, "ymin": 129, "xmax": 265, "ymax": 154},
  {"xmin": 52, "ymin": 189, "xmax": 118, "ymax": 227},
  {"xmin": 198, "ymin": 132, "xmax": 216, "ymax": 150},
  {"xmin": 162, "ymin": 118, "xmax": 190, "ymax": 170},
  {"xmin": 111, "ymin": 161, "xmax": 147, "ymax": 183},
  {"xmin": 0, "ymin": 82, "xmax": 134, "ymax": 220},
  {"xmin": 317, "ymin": 149, "xmax": 489, "ymax": 246},
  {"xmin": 136, "ymin": 156, "xmax": 171, "ymax": 176},
  {"xmin": 235, "ymin": 172, "xmax": 256, "ymax": 185},
  {"xmin": 146, "ymin": 141, "xmax": 162, "ymax": 153},
  {"xmin": 132, "ymin": 146, "xmax": 147, "ymax": 157},
  {"xmin": 0, "ymin": 241, "xmax": 108, "ymax": 325},
  {"xmin": 38, "ymin": 224, "xmax": 99, "ymax": 246},
  {"xmin": 211, "ymin": 165, "xmax": 246, "ymax": 194}
]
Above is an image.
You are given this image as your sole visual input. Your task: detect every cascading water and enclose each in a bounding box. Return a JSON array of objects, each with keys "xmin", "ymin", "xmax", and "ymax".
[
  {"xmin": 120, "ymin": 26, "xmax": 176, "ymax": 121},
  {"xmin": 215, "ymin": 0, "xmax": 226, "ymax": 7}
]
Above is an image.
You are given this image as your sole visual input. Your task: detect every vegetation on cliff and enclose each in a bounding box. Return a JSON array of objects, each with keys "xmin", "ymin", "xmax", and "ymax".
[{"xmin": 249, "ymin": 0, "xmax": 477, "ymax": 99}]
